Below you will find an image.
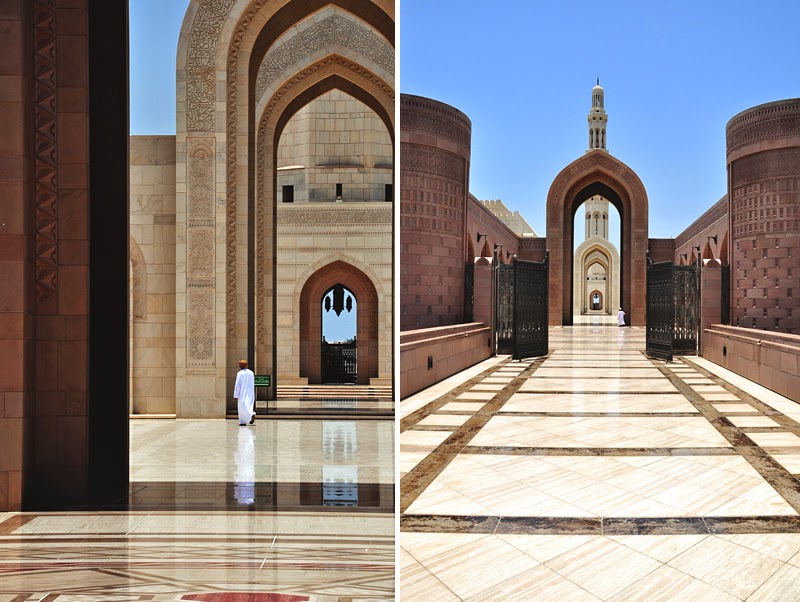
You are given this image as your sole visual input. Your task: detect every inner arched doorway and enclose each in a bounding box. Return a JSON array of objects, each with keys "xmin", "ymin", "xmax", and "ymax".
[
  {"xmin": 546, "ymin": 151, "xmax": 649, "ymax": 325},
  {"xmin": 321, "ymin": 284, "xmax": 358, "ymax": 384},
  {"xmin": 299, "ymin": 260, "xmax": 379, "ymax": 385}
]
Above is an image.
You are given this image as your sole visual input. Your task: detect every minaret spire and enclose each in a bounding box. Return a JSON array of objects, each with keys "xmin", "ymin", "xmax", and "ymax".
[{"xmin": 587, "ymin": 79, "xmax": 608, "ymax": 152}]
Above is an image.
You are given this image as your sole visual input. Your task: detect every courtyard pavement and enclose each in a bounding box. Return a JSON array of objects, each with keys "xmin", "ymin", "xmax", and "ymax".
[
  {"xmin": 0, "ymin": 419, "xmax": 394, "ymax": 599},
  {"xmin": 400, "ymin": 317, "xmax": 800, "ymax": 601}
]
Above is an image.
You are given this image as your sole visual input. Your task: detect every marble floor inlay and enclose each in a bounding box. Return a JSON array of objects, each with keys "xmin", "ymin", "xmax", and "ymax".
[
  {"xmin": 2, "ymin": 419, "xmax": 394, "ymax": 599},
  {"xmin": 400, "ymin": 320, "xmax": 800, "ymax": 600}
]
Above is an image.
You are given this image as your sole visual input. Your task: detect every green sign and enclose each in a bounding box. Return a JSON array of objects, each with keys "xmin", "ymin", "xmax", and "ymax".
[{"xmin": 254, "ymin": 374, "xmax": 271, "ymax": 387}]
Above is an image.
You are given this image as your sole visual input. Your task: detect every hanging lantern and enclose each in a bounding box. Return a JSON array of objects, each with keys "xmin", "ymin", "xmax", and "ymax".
[
  {"xmin": 324, "ymin": 295, "xmax": 331, "ymax": 312},
  {"xmin": 332, "ymin": 283, "xmax": 345, "ymax": 316},
  {"xmin": 345, "ymin": 294, "xmax": 353, "ymax": 313}
]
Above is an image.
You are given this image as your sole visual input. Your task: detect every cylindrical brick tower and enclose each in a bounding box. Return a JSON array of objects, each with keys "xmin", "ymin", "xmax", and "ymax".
[
  {"xmin": 727, "ymin": 98, "xmax": 800, "ymax": 333},
  {"xmin": 400, "ymin": 94, "xmax": 472, "ymax": 330}
]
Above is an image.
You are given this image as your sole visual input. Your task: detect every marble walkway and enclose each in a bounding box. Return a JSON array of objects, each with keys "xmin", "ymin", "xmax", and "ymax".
[
  {"xmin": 0, "ymin": 419, "xmax": 394, "ymax": 600},
  {"xmin": 400, "ymin": 319, "xmax": 800, "ymax": 601}
]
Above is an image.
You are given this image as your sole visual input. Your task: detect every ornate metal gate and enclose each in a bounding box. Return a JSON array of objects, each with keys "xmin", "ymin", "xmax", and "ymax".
[
  {"xmin": 464, "ymin": 261, "xmax": 475, "ymax": 322},
  {"xmin": 322, "ymin": 341, "xmax": 357, "ymax": 384},
  {"xmin": 646, "ymin": 259, "xmax": 699, "ymax": 361},
  {"xmin": 721, "ymin": 264, "xmax": 730, "ymax": 325},
  {"xmin": 673, "ymin": 265, "xmax": 699, "ymax": 354},
  {"xmin": 495, "ymin": 255, "xmax": 549, "ymax": 359},
  {"xmin": 513, "ymin": 255, "xmax": 549, "ymax": 359},
  {"xmin": 495, "ymin": 263, "xmax": 514, "ymax": 354}
]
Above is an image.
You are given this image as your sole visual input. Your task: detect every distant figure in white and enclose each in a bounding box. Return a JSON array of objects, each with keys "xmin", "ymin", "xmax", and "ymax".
[
  {"xmin": 233, "ymin": 359, "xmax": 255, "ymax": 426},
  {"xmin": 617, "ymin": 307, "xmax": 626, "ymax": 327}
]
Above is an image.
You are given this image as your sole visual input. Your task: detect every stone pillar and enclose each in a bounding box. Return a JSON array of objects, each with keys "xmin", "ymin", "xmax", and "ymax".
[
  {"xmin": 0, "ymin": 0, "xmax": 31, "ymax": 511},
  {"xmin": 400, "ymin": 94, "xmax": 472, "ymax": 330},
  {"xmin": 700, "ymin": 259, "xmax": 722, "ymax": 355},
  {"xmin": 473, "ymin": 258, "xmax": 493, "ymax": 329},
  {"xmin": 727, "ymin": 99, "xmax": 800, "ymax": 334}
]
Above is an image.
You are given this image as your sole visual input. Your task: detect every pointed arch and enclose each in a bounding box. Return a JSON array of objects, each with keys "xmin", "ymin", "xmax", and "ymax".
[
  {"xmin": 547, "ymin": 151, "xmax": 648, "ymax": 325},
  {"xmin": 298, "ymin": 259, "xmax": 379, "ymax": 384}
]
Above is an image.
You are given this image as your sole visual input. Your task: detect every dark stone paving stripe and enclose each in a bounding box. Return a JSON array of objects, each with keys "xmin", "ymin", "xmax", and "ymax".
[
  {"xmin": 513, "ymin": 390, "xmax": 684, "ymax": 395},
  {"xmin": 650, "ymin": 355, "xmax": 800, "ymax": 514},
  {"xmin": 401, "ymin": 514, "xmax": 800, "ymax": 535},
  {"xmin": 400, "ymin": 358, "xmax": 512, "ymax": 433},
  {"xmin": 739, "ymin": 427, "xmax": 788, "ymax": 433},
  {"xmin": 400, "ymin": 359, "xmax": 544, "ymax": 514},
  {"xmin": 681, "ymin": 356, "xmax": 800, "ymax": 440},
  {"xmin": 494, "ymin": 411, "xmax": 701, "ymax": 418},
  {"xmin": 401, "ymin": 514, "xmax": 499, "ymax": 534},
  {"xmin": 408, "ymin": 425, "xmax": 460, "ymax": 432},
  {"xmin": 459, "ymin": 446, "xmax": 738, "ymax": 456}
]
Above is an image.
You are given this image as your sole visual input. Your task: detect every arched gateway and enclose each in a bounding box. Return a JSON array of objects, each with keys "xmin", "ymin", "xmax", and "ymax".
[{"xmin": 546, "ymin": 150, "xmax": 649, "ymax": 325}]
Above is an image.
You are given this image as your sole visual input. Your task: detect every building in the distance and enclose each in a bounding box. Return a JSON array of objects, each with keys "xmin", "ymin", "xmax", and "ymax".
[{"xmin": 480, "ymin": 200, "xmax": 537, "ymax": 237}]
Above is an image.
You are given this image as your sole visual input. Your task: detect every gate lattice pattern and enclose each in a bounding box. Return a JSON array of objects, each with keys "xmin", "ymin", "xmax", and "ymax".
[{"xmin": 322, "ymin": 341, "xmax": 357, "ymax": 384}]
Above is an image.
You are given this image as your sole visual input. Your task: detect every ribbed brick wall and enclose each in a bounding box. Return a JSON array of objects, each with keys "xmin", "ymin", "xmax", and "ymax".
[
  {"xmin": 727, "ymin": 99, "xmax": 800, "ymax": 333},
  {"xmin": 400, "ymin": 94, "xmax": 471, "ymax": 330}
]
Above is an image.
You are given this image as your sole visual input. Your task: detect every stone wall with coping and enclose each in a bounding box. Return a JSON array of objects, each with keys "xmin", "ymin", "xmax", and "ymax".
[
  {"xmin": 400, "ymin": 323, "xmax": 492, "ymax": 398},
  {"xmin": 673, "ymin": 195, "xmax": 728, "ymax": 265},
  {"xmin": 467, "ymin": 194, "xmax": 520, "ymax": 263},
  {"xmin": 703, "ymin": 325, "xmax": 800, "ymax": 404},
  {"xmin": 129, "ymin": 136, "xmax": 177, "ymax": 415}
]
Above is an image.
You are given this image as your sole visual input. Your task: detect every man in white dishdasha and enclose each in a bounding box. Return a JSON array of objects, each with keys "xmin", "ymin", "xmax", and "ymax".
[{"xmin": 233, "ymin": 359, "xmax": 255, "ymax": 426}]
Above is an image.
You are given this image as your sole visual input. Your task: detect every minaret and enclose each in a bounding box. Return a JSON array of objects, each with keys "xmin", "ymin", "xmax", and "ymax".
[
  {"xmin": 587, "ymin": 78, "xmax": 608, "ymax": 152},
  {"xmin": 584, "ymin": 196, "xmax": 609, "ymax": 239}
]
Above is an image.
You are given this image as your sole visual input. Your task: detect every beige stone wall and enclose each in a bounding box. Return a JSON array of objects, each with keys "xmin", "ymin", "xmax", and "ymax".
[
  {"xmin": 130, "ymin": 136, "xmax": 177, "ymax": 415},
  {"xmin": 276, "ymin": 203, "xmax": 393, "ymax": 385},
  {"xmin": 278, "ymin": 89, "xmax": 392, "ymax": 203}
]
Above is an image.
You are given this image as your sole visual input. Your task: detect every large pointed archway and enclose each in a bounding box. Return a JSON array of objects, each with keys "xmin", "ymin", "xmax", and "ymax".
[{"xmin": 546, "ymin": 151, "xmax": 649, "ymax": 325}]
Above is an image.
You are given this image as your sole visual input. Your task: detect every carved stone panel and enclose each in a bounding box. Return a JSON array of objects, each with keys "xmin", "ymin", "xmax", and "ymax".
[
  {"xmin": 186, "ymin": 0, "xmax": 235, "ymax": 131},
  {"xmin": 188, "ymin": 138, "xmax": 215, "ymax": 219},
  {"xmin": 187, "ymin": 286, "xmax": 215, "ymax": 365},
  {"xmin": 187, "ymin": 229, "xmax": 215, "ymax": 278},
  {"xmin": 255, "ymin": 13, "xmax": 394, "ymax": 100}
]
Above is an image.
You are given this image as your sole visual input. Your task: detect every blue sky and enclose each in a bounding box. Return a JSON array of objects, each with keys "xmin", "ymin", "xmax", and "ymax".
[
  {"xmin": 130, "ymin": 0, "xmax": 189, "ymax": 134},
  {"xmin": 400, "ymin": 0, "xmax": 800, "ymax": 239}
]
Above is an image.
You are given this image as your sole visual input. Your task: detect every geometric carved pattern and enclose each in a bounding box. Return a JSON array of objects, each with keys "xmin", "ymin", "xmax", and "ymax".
[
  {"xmin": 33, "ymin": 0, "xmax": 58, "ymax": 305},
  {"xmin": 187, "ymin": 229, "xmax": 215, "ymax": 278},
  {"xmin": 727, "ymin": 100, "xmax": 800, "ymax": 156},
  {"xmin": 400, "ymin": 95, "xmax": 471, "ymax": 150},
  {"xmin": 731, "ymin": 147, "xmax": 800, "ymax": 187},
  {"xmin": 187, "ymin": 0, "xmax": 235, "ymax": 131},
  {"xmin": 400, "ymin": 144, "xmax": 465, "ymax": 182},
  {"xmin": 256, "ymin": 13, "xmax": 394, "ymax": 101},
  {"xmin": 277, "ymin": 207, "xmax": 392, "ymax": 226},
  {"xmin": 400, "ymin": 112, "xmax": 471, "ymax": 149}
]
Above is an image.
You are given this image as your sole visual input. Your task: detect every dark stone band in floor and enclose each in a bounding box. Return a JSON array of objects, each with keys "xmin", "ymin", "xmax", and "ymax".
[
  {"xmin": 400, "ymin": 358, "xmax": 512, "ymax": 433},
  {"xmin": 27, "ymin": 482, "xmax": 394, "ymax": 513},
  {"xmin": 400, "ymin": 359, "xmax": 544, "ymax": 513},
  {"xmin": 459, "ymin": 446, "xmax": 738, "ymax": 456},
  {"xmin": 651, "ymin": 356, "xmax": 800, "ymax": 515},
  {"xmin": 401, "ymin": 514, "xmax": 800, "ymax": 535},
  {"xmin": 494, "ymin": 411, "xmax": 702, "ymax": 418}
]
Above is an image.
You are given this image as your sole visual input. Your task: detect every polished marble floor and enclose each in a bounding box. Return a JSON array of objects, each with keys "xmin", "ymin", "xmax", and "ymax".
[
  {"xmin": 0, "ymin": 419, "xmax": 394, "ymax": 599},
  {"xmin": 400, "ymin": 318, "xmax": 800, "ymax": 600}
]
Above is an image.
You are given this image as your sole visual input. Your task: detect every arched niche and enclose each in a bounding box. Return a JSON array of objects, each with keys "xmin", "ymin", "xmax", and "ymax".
[{"xmin": 299, "ymin": 259, "xmax": 379, "ymax": 384}]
